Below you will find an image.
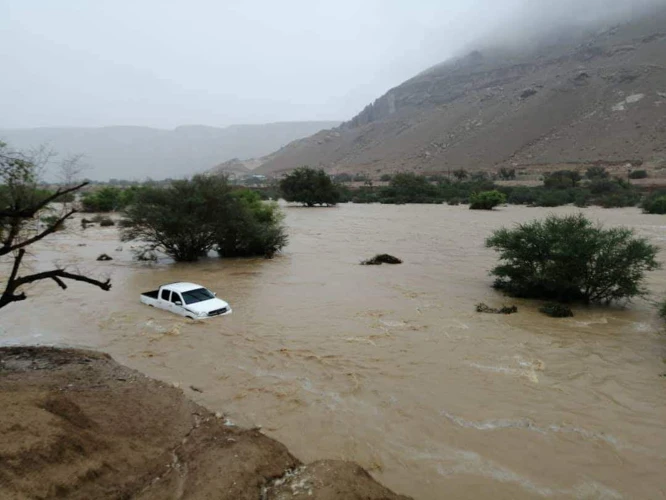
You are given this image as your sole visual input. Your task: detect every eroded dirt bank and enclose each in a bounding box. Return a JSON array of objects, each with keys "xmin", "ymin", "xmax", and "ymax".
[{"xmin": 0, "ymin": 346, "xmax": 410, "ymax": 500}]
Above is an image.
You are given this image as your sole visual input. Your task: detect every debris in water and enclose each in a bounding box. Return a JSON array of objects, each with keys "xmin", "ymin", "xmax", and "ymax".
[
  {"xmin": 476, "ymin": 303, "xmax": 518, "ymax": 314},
  {"xmin": 361, "ymin": 254, "xmax": 403, "ymax": 265},
  {"xmin": 96, "ymin": 253, "xmax": 113, "ymax": 261},
  {"xmin": 190, "ymin": 385, "xmax": 203, "ymax": 393},
  {"xmin": 539, "ymin": 303, "xmax": 574, "ymax": 318}
]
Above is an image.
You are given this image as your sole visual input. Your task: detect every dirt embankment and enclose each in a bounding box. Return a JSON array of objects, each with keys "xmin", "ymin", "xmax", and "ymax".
[{"xmin": 0, "ymin": 347, "xmax": 410, "ymax": 500}]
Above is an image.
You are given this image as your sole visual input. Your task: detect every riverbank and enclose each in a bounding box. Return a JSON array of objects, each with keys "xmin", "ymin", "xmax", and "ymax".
[{"xmin": 0, "ymin": 346, "xmax": 410, "ymax": 499}]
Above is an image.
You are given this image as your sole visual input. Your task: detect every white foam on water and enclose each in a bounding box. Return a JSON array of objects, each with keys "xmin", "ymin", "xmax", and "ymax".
[{"xmin": 440, "ymin": 410, "xmax": 628, "ymax": 451}]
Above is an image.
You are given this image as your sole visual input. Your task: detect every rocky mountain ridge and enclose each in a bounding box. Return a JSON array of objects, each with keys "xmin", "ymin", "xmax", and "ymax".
[{"xmin": 253, "ymin": 7, "xmax": 666, "ymax": 177}]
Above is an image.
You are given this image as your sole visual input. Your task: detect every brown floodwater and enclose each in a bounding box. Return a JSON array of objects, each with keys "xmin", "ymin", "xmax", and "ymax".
[{"xmin": 2, "ymin": 204, "xmax": 666, "ymax": 499}]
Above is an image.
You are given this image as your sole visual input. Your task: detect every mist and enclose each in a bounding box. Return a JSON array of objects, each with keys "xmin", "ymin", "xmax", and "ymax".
[{"xmin": 1, "ymin": 0, "xmax": 664, "ymax": 129}]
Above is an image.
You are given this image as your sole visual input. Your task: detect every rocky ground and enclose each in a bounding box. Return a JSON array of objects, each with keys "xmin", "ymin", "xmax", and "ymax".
[{"xmin": 0, "ymin": 346, "xmax": 410, "ymax": 500}]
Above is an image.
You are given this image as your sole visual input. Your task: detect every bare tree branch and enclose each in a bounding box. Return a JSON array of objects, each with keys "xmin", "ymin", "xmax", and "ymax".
[
  {"xmin": 0, "ymin": 264, "xmax": 112, "ymax": 309},
  {"xmin": 0, "ymin": 209, "xmax": 76, "ymax": 256},
  {"xmin": 0, "ymin": 182, "xmax": 87, "ymax": 219},
  {"xmin": 1, "ymin": 143, "xmax": 111, "ymax": 310}
]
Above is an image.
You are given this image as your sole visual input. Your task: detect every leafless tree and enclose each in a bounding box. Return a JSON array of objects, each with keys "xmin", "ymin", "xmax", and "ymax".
[{"xmin": 0, "ymin": 141, "xmax": 111, "ymax": 310}]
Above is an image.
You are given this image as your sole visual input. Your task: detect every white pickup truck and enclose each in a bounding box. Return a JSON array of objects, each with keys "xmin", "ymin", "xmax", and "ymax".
[{"xmin": 140, "ymin": 282, "xmax": 232, "ymax": 319}]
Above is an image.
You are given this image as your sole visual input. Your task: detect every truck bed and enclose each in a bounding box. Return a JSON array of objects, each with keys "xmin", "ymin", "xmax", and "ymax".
[{"xmin": 141, "ymin": 290, "xmax": 159, "ymax": 299}]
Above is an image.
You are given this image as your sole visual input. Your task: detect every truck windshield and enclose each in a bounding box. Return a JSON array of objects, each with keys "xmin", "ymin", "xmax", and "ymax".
[{"xmin": 181, "ymin": 288, "xmax": 215, "ymax": 305}]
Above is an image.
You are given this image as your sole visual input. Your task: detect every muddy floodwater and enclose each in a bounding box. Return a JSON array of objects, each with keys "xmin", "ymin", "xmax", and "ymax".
[{"xmin": 2, "ymin": 204, "xmax": 666, "ymax": 499}]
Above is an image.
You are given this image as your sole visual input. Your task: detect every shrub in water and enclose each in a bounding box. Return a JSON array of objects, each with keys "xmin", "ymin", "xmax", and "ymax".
[
  {"xmin": 469, "ymin": 190, "xmax": 506, "ymax": 210},
  {"xmin": 540, "ymin": 303, "xmax": 574, "ymax": 317},
  {"xmin": 486, "ymin": 214, "xmax": 660, "ymax": 304},
  {"xmin": 642, "ymin": 192, "xmax": 666, "ymax": 214},
  {"xmin": 41, "ymin": 214, "xmax": 65, "ymax": 231},
  {"xmin": 533, "ymin": 189, "xmax": 572, "ymax": 207},
  {"xmin": 505, "ymin": 186, "xmax": 538, "ymax": 205}
]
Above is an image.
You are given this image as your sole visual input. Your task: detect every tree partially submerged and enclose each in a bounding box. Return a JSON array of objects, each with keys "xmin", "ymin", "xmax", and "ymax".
[
  {"xmin": 279, "ymin": 167, "xmax": 340, "ymax": 206},
  {"xmin": 121, "ymin": 175, "xmax": 287, "ymax": 262},
  {"xmin": 216, "ymin": 190, "xmax": 287, "ymax": 258},
  {"xmin": 0, "ymin": 142, "xmax": 111, "ymax": 309},
  {"xmin": 486, "ymin": 214, "xmax": 660, "ymax": 304}
]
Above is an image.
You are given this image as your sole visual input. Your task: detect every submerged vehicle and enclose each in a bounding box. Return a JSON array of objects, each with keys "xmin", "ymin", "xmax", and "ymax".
[{"xmin": 140, "ymin": 282, "xmax": 232, "ymax": 319}]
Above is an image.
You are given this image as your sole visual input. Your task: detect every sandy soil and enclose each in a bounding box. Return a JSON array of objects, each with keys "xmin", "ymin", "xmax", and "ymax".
[{"xmin": 0, "ymin": 346, "xmax": 410, "ymax": 500}]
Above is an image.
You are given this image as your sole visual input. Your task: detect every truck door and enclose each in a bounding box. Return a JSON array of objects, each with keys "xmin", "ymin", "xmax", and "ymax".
[{"xmin": 169, "ymin": 291, "xmax": 186, "ymax": 316}]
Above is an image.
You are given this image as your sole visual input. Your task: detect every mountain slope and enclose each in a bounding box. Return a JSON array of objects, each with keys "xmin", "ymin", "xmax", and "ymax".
[
  {"xmin": 0, "ymin": 122, "xmax": 339, "ymax": 180},
  {"xmin": 256, "ymin": 8, "xmax": 666, "ymax": 176}
]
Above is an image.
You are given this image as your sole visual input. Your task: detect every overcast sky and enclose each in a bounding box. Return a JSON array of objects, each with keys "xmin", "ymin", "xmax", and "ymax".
[{"xmin": 1, "ymin": 0, "xmax": 662, "ymax": 129}]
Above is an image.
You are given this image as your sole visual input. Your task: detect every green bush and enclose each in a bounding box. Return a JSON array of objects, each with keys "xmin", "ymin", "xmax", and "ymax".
[
  {"xmin": 642, "ymin": 192, "xmax": 666, "ymax": 214},
  {"xmin": 380, "ymin": 174, "xmax": 392, "ymax": 182},
  {"xmin": 540, "ymin": 303, "xmax": 574, "ymax": 317},
  {"xmin": 544, "ymin": 170, "xmax": 582, "ymax": 189},
  {"xmin": 503, "ymin": 186, "xmax": 538, "ymax": 205},
  {"xmin": 469, "ymin": 190, "xmax": 506, "ymax": 210},
  {"xmin": 498, "ymin": 168, "xmax": 516, "ymax": 180},
  {"xmin": 453, "ymin": 169, "xmax": 468, "ymax": 181},
  {"xmin": 380, "ymin": 173, "xmax": 441, "ymax": 203},
  {"xmin": 629, "ymin": 170, "xmax": 648, "ymax": 179},
  {"xmin": 81, "ymin": 186, "xmax": 138, "ymax": 212},
  {"xmin": 574, "ymin": 189, "xmax": 591, "ymax": 208},
  {"xmin": 583, "ymin": 179, "xmax": 640, "ymax": 208},
  {"xmin": 596, "ymin": 191, "xmax": 640, "ymax": 208},
  {"xmin": 280, "ymin": 167, "xmax": 340, "ymax": 206},
  {"xmin": 486, "ymin": 214, "xmax": 660, "ymax": 304},
  {"xmin": 659, "ymin": 301, "xmax": 666, "ymax": 320},
  {"xmin": 585, "ymin": 166, "xmax": 609, "ymax": 180},
  {"xmin": 533, "ymin": 189, "xmax": 573, "ymax": 207},
  {"xmin": 41, "ymin": 214, "xmax": 65, "ymax": 231}
]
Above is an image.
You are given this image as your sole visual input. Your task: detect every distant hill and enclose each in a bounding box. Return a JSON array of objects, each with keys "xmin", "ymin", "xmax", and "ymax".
[
  {"xmin": 207, "ymin": 157, "xmax": 273, "ymax": 177},
  {"xmin": 255, "ymin": 7, "xmax": 666, "ymax": 177},
  {"xmin": 0, "ymin": 122, "xmax": 339, "ymax": 181}
]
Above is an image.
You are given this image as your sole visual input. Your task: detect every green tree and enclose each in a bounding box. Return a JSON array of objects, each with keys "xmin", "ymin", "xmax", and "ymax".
[
  {"xmin": 585, "ymin": 166, "xmax": 609, "ymax": 180},
  {"xmin": 121, "ymin": 176, "xmax": 228, "ymax": 261},
  {"xmin": 498, "ymin": 168, "xmax": 516, "ymax": 180},
  {"xmin": 452, "ymin": 168, "xmax": 468, "ymax": 181},
  {"xmin": 121, "ymin": 176, "xmax": 287, "ymax": 262},
  {"xmin": 486, "ymin": 214, "xmax": 660, "ymax": 304},
  {"xmin": 279, "ymin": 167, "xmax": 340, "ymax": 207},
  {"xmin": 380, "ymin": 173, "xmax": 441, "ymax": 203},
  {"xmin": 469, "ymin": 190, "xmax": 506, "ymax": 210},
  {"xmin": 216, "ymin": 190, "xmax": 287, "ymax": 258},
  {"xmin": 544, "ymin": 170, "xmax": 582, "ymax": 189}
]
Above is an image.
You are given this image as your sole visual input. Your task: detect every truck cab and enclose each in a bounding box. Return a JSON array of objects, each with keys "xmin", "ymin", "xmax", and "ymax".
[{"xmin": 140, "ymin": 282, "xmax": 232, "ymax": 319}]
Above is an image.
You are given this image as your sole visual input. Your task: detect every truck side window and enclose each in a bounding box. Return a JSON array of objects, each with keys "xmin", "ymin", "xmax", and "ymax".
[
  {"xmin": 160, "ymin": 289, "xmax": 171, "ymax": 301},
  {"xmin": 170, "ymin": 292, "xmax": 182, "ymax": 304}
]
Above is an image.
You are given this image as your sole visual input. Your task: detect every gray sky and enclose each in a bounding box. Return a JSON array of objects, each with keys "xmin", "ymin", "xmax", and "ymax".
[{"xmin": 1, "ymin": 0, "xmax": 662, "ymax": 129}]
